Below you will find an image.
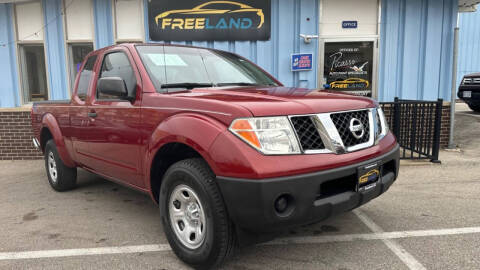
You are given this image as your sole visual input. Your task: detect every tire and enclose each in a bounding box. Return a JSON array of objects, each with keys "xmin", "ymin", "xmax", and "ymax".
[
  {"xmin": 467, "ymin": 103, "xmax": 480, "ymax": 112},
  {"xmin": 44, "ymin": 139, "xmax": 77, "ymax": 191},
  {"xmin": 159, "ymin": 158, "xmax": 235, "ymax": 269}
]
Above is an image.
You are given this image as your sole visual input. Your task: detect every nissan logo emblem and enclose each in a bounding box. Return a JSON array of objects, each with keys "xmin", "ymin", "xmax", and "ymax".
[{"xmin": 349, "ymin": 118, "xmax": 365, "ymax": 139}]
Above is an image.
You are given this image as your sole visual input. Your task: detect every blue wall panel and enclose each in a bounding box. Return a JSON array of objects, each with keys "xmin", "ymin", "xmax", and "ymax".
[
  {"xmin": 457, "ymin": 8, "xmax": 480, "ymax": 87},
  {"xmin": 421, "ymin": 2, "xmax": 444, "ymax": 101},
  {"xmin": 43, "ymin": 0, "xmax": 68, "ymax": 100},
  {"xmin": 379, "ymin": 0, "xmax": 458, "ymax": 102},
  {"xmin": 378, "ymin": 0, "xmax": 403, "ymax": 101},
  {"xmin": 144, "ymin": 0, "xmax": 318, "ymax": 89},
  {"xmin": 437, "ymin": 0, "xmax": 457, "ymax": 101},
  {"xmin": 93, "ymin": 0, "xmax": 114, "ymax": 49},
  {"xmin": 0, "ymin": 4, "xmax": 19, "ymax": 107}
]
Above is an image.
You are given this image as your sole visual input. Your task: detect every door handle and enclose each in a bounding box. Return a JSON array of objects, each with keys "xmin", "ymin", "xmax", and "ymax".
[
  {"xmin": 299, "ymin": 34, "xmax": 319, "ymax": 44},
  {"xmin": 87, "ymin": 111, "xmax": 97, "ymax": 118}
]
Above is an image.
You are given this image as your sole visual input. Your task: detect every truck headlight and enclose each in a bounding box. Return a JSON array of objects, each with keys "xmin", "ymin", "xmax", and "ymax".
[
  {"xmin": 375, "ymin": 107, "xmax": 389, "ymax": 143},
  {"xmin": 229, "ymin": 117, "xmax": 301, "ymax": 155}
]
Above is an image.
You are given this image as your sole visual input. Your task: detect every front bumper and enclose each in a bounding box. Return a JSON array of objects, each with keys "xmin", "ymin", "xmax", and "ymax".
[
  {"xmin": 458, "ymin": 86, "xmax": 480, "ymax": 103},
  {"xmin": 216, "ymin": 144, "xmax": 400, "ymax": 232}
]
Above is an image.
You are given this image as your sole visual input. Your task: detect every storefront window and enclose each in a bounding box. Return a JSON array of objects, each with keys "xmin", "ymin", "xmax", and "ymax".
[
  {"xmin": 19, "ymin": 45, "xmax": 48, "ymax": 102},
  {"xmin": 114, "ymin": 0, "xmax": 144, "ymax": 42},
  {"xmin": 68, "ymin": 43, "xmax": 94, "ymax": 91}
]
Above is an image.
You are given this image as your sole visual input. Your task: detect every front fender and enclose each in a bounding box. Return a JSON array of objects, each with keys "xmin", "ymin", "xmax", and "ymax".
[
  {"xmin": 42, "ymin": 113, "xmax": 75, "ymax": 167},
  {"xmin": 145, "ymin": 113, "xmax": 227, "ymax": 188}
]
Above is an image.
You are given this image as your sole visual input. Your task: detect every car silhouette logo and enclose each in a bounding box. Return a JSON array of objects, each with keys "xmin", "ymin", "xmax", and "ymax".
[
  {"xmin": 359, "ymin": 169, "xmax": 380, "ymax": 184},
  {"xmin": 330, "ymin": 78, "xmax": 370, "ymax": 89},
  {"xmin": 155, "ymin": 1, "xmax": 265, "ymax": 29}
]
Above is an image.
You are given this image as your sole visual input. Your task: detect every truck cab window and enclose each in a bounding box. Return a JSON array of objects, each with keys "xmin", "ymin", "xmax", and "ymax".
[
  {"xmin": 76, "ymin": 55, "xmax": 97, "ymax": 101},
  {"xmin": 98, "ymin": 52, "xmax": 137, "ymax": 99}
]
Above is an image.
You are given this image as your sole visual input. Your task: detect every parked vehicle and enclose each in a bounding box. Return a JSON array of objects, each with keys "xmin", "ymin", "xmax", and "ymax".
[
  {"xmin": 31, "ymin": 43, "xmax": 399, "ymax": 269},
  {"xmin": 458, "ymin": 73, "xmax": 480, "ymax": 112}
]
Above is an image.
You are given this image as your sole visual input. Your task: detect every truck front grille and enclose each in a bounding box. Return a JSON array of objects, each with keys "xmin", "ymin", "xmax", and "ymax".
[
  {"xmin": 290, "ymin": 116, "xmax": 325, "ymax": 151},
  {"xmin": 374, "ymin": 110, "xmax": 382, "ymax": 139},
  {"xmin": 330, "ymin": 110, "xmax": 370, "ymax": 147},
  {"xmin": 290, "ymin": 109, "xmax": 374, "ymax": 154},
  {"xmin": 463, "ymin": 77, "xmax": 480, "ymax": 84}
]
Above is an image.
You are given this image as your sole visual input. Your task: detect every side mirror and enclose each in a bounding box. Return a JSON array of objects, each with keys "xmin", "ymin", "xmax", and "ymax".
[{"xmin": 97, "ymin": 77, "xmax": 128, "ymax": 99}]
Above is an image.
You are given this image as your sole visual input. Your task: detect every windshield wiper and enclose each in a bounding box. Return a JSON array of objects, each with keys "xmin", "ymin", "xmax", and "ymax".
[
  {"xmin": 161, "ymin": 83, "xmax": 214, "ymax": 89},
  {"xmin": 216, "ymin": 82, "xmax": 260, "ymax": 86}
]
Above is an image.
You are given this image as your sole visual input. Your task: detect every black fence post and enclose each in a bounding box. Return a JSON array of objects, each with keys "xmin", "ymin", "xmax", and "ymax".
[
  {"xmin": 431, "ymin": 99, "xmax": 443, "ymax": 163},
  {"xmin": 393, "ymin": 97, "xmax": 401, "ymax": 139}
]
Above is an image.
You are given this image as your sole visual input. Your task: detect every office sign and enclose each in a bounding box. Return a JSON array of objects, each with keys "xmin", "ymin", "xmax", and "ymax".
[
  {"xmin": 148, "ymin": 0, "xmax": 271, "ymax": 41},
  {"xmin": 342, "ymin": 21, "xmax": 358, "ymax": 29},
  {"xmin": 324, "ymin": 41, "xmax": 374, "ymax": 97},
  {"xmin": 291, "ymin": 53, "xmax": 313, "ymax": 71}
]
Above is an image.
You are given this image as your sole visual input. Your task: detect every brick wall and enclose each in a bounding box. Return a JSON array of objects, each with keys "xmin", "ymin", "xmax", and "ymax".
[
  {"xmin": 0, "ymin": 109, "xmax": 43, "ymax": 160},
  {"xmin": 440, "ymin": 104, "xmax": 451, "ymax": 147}
]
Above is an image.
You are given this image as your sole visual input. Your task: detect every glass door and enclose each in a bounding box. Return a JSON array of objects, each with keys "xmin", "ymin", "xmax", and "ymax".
[{"xmin": 320, "ymin": 39, "xmax": 378, "ymax": 97}]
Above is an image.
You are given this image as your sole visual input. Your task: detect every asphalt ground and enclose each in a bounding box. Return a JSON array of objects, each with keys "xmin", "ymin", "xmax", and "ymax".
[{"xmin": 0, "ymin": 104, "xmax": 479, "ymax": 270}]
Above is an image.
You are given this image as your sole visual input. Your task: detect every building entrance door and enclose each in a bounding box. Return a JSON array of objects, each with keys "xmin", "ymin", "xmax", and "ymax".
[{"xmin": 317, "ymin": 0, "xmax": 380, "ymax": 98}]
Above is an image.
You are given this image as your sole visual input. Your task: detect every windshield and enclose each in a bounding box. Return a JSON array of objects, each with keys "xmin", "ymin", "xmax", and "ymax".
[{"xmin": 136, "ymin": 45, "xmax": 279, "ymax": 92}]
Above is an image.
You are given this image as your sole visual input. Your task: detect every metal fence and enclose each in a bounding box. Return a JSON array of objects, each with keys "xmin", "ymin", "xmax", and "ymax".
[{"xmin": 380, "ymin": 98, "xmax": 443, "ymax": 163}]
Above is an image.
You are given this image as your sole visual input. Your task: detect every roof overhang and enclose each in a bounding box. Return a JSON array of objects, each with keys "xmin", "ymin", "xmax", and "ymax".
[
  {"xmin": 0, "ymin": 0, "xmax": 31, "ymax": 3},
  {"xmin": 459, "ymin": 0, "xmax": 480, "ymax": 12},
  {"xmin": 1, "ymin": 0, "xmax": 479, "ymax": 12}
]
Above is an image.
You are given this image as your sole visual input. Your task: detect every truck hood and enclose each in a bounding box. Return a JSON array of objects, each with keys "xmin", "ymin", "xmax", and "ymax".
[
  {"xmin": 464, "ymin": 72, "xmax": 480, "ymax": 78},
  {"xmin": 171, "ymin": 86, "xmax": 377, "ymax": 116}
]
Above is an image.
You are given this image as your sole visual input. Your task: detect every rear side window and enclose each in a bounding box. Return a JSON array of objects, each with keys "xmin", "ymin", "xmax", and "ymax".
[
  {"xmin": 98, "ymin": 52, "xmax": 137, "ymax": 99},
  {"xmin": 76, "ymin": 55, "xmax": 97, "ymax": 101}
]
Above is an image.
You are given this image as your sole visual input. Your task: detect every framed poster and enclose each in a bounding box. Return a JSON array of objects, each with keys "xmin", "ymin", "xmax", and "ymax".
[
  {"xmin": 148, "ymin": 0, "xmax": 271, "ymax": 41},
  {"xmin": 324, "ymin": 41, "xmax": 374, "ymax": 97}
]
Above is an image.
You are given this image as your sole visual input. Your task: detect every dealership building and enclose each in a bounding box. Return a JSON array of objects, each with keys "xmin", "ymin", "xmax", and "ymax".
[{"xmin": 0, "ymin": 0, "xmax": 479, "ymax": 159}]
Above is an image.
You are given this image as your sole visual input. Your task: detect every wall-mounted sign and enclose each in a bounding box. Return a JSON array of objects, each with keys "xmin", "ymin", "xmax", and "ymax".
[
  {"xmin": 342, "ymin": 21, "xmax": 358, "ymax": 29},
  {"xmin": 324, "ymin": 41, "xmax": 373, "ymax": 97},
  {"xmin": 291, "ymin": 53, "xmax": 313, "ymax": 71},
  {"xmin": 148, "ymin": 0, "xmax": 271, "ymax": 41}
]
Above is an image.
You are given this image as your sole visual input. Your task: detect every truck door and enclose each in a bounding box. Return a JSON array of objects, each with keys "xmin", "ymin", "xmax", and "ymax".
[
  {"xmin": 85, "ymin": 48, "xmax": 143, "ymax": 187},
  {"xmin": 70, "ymin": 54, "xmax": 98, "ymax": 166}
]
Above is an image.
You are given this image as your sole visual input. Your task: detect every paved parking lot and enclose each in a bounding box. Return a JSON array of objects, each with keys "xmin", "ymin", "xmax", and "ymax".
[{"xmin": 0, "ymin": 105, "xmax": 479, "ymax": 270}]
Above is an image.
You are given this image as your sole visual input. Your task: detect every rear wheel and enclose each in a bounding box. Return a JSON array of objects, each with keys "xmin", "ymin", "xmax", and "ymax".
[
  {"xmin": 467, "ymin": 103, "xmax": 480, "ymax": 112},
  {"xmin": 159, "ymin": 158, "xmax": 235, "ymax": 269},
  {"xmin": 44, "ymin": 140, "xmax": 77, "ymax": 191}
]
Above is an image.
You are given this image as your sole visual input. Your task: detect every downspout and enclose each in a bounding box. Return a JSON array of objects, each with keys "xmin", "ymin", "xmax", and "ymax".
[{"xmin": 447, "ymin": 18, "xmax": 459, "ymax": 149}]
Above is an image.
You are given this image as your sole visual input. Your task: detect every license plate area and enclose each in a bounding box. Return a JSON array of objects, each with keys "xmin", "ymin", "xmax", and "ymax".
[
  {"xmin": 464, "ymin": 91, "xmax": 472, "ymax": 98},
  {"xmin": 357, "ymin": 162, "xmax": 380, "ymax": 192}
]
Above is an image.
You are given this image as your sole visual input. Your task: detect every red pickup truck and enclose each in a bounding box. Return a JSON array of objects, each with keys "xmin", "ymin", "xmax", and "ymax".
[{"xmin": 32, "ymin": 43, "xmax": 399, "ymax": 269}]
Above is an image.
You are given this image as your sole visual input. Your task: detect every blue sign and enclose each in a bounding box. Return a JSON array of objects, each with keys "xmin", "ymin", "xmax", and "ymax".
[
  {"xmin": 291, "ymin": 53, "xmax": 313, "ymax": 71},
  {"xmin": 342, "ymin": 21, "xmax": 358, "ymax": 29}
]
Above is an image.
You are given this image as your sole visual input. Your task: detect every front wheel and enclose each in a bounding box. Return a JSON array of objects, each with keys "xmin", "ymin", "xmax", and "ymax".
[
  {"xmin": 159, "ymin": 158, "xmax": 235, "ymax": 269},
  {"xmin": 467, "ymin": 103, "xmax": 480, "ymax": 112}
]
